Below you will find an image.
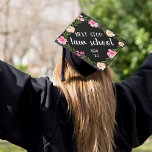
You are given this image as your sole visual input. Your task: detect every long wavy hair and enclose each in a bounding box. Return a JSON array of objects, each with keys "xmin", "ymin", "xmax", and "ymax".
[{"xmin": 53, "ymin": 56, "xmax": 117, "ymax": 152}]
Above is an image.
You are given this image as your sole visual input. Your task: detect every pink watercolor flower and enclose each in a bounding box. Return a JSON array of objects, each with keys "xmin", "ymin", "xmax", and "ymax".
[
  {"xmin": 107, "ymin": 49, "xmax": 117, "ymax": 59},
  {"xmin": 88, "ymin": 19, "xmax": 99, "ymax": 28},
  {"xmin": 76, "ymin": 50, "xmax": 85, "ymax": 57},
  {"xmin": 57, "ymin": 36, "xmax": 68, "ymax": 45},
  {"xmin": 77, "ymin": 53, "xmax": 81, "ymax": 56},
  {"xmin": 80, "ymin": 18, "xmax": 85, "ymax": 21},
  {"xmin": 79, "ymin": 51, "xmax": 84, "ymax": 54},
  {"xmin": 118, "ymin": 42, "xmax": 125, "ymax": 47},
  {"xmin": 77, "ymin": 15, "xmax": 85, "ymax": 21}
]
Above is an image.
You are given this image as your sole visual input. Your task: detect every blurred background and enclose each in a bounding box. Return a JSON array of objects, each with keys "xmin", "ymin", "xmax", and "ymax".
[{"xmin": 0, "ymin": 0, "xmax": 152, "ymax": 151}]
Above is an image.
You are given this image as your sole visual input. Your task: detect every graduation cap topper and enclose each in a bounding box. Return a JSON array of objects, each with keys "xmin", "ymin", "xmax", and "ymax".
[{"xmin": 55, "ymin": 12, "xmax": 126, "ymax": 81}]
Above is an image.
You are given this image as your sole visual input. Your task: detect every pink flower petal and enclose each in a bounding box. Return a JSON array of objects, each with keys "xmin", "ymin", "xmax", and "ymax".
[
  {"xmin": 77, "ymin": 17, "xmax": 80, "ymax": 20},
  {"xmin": 88, "ymin": 20, "xmax": 99, "ymax": 28},
  {"xmin": 57, "ymin": 36, "xmax": 68, "ymax": 45},
  {"xmin": 77, "ymin": 53, "xmax": 80, "ymax": 56},
  {"xmin": 107, "ymin": 50, "xmax": 117, "ymax": 59},
  {"xmin": 108, "ymin": 49, "xmax": 113, "ymax": 52},
  {"xmin": 79, "ymin": 51, "xmax": 84, "ymax": 54},
  {"xmin": 80, "ymin": 18, "xmax": 84, "ymax": 21},
  {"xmin": 118, "ymin": 42, "xmax": 125, "ymax": 47}
]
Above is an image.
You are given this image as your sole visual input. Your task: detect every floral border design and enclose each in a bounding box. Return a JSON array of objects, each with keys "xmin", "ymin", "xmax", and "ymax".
[{"xmin": 56, "ymin": 12, "xmax": 126, "ymax": 71}]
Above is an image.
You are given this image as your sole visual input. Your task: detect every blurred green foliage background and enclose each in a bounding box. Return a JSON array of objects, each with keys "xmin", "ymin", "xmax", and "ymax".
[{"xmin": 79, "ymin": 0, "xmax": 152, "ymax": 81}]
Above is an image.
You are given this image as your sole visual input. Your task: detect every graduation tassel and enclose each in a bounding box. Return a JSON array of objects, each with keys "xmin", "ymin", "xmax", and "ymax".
[{"xmin": 61, "ymin": 47, "xmax": 66, "ymax": 82}]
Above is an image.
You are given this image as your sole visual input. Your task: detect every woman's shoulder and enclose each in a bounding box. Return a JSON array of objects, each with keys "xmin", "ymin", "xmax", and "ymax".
[{"xmin": 52, "ymin": 84, "xmax": 71, "ymax": 119}]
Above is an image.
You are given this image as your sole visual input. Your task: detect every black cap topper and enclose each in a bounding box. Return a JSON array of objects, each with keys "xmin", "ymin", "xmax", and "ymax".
[{"xmin": 55, "ymin": 12, "xmax": 126, "ymax": 81}]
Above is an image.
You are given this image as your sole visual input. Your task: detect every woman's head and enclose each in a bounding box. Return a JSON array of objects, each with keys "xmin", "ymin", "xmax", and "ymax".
[{"xmin": 53, "ymin": 56, "xmax": 117, "ymax": 152}]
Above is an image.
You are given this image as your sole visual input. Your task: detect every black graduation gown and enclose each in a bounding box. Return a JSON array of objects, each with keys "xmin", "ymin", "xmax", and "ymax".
[{"xmin": 0, "ymin": 53, "xmax": 152, "ymax": 152}]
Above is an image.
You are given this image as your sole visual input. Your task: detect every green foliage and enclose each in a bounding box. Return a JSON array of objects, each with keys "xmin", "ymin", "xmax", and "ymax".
[
  {"xmin": 0, "ymin": 139, "xmax": 152, "ymax": 152},
  {"xmin": 79, "ymin": 0, "xmax": 152, "ymax": 80},
  {"xmin": 15, "ymin": 64, "xmax": 38, "ymax": 78},
  {"xmin": 15, "ymin": 64, "xmax": 28, "ymax": 74},
  {"xmin": 133, "ymin": 142, "xmax": 152, "ymax": 152},
  {"xmin": 0, "ymin": 141, "xmax": 25, "ymax": 152}
]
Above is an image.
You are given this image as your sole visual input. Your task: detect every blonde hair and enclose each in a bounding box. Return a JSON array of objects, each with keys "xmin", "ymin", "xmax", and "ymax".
[{"xmin": 53, "ymin": 56, "xmax": 117, "ymax": 152}]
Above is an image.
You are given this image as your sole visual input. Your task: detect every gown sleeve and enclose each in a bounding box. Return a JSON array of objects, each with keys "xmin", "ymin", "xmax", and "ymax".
[
  {"xmin": 115, "ymin": 53, "xmax": 152, "ymax": 149},
  {"xmin": 0, "ymin": 60, "xmax": 58, "ymax": 151}
]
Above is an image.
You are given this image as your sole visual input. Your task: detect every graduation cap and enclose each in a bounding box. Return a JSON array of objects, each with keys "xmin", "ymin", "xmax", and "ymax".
[{"xmin": 55, "ymin": 12, "xmax": 126, "ymax": 81}]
